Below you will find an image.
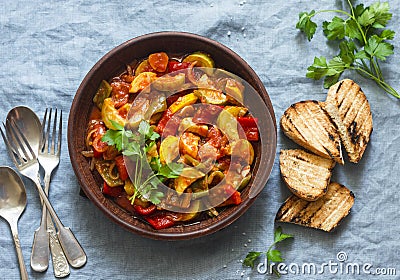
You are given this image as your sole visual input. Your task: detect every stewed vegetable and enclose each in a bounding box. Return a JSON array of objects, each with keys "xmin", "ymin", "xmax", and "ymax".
[{"xmin": 82, "ymin": 51, "xmax": 260, "ymax": 229}]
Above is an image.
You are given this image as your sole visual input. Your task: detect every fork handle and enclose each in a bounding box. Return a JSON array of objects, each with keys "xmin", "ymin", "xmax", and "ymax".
[
  {"xmin": 47, "ymin": 215, "xmax": 70, "ymax": 277},
  {"xmin": 32, "ymin": 172, "xmax": 70, "ymax": 277},
  {"xmin": 32, "ymin": 178, "xmax": 87, "ymax": 268},
  {"xmin": 43, "ymin": 172, "xmax": 70, "ymax": 277},
  {"xmin": 31, "ymin": 224, "xmax": 50, "ymax": 272},
  {"xmin": 31, "ymin": 173, "xmax": 50, "ymax": 272}
]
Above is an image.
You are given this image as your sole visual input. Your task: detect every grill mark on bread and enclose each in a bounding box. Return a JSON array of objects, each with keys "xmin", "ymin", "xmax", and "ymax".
[
  {"xmin": 284, "ymin": 112, "xmax": 306, "ymax": 142},
  {"xmin": 325, "ymin": 79, "xmax": 373, "ymax": 163},
  {"xmin": 280, "ymin": 149, "xmax": 335, "ymax": 201},
  {"xmin": 276, "ymin": 182, "xmax": 354, "ymax": 232},
  {"xmin": 343, "ymin": 87, "xmax": 363, "ymax": 123},
  {"xmin": 338, "ymin": 80, "xmax": 358, "ymax": 117},
  {"xmin": 280, "ymin": 101, "xmax": 343, "ymax": 164}
]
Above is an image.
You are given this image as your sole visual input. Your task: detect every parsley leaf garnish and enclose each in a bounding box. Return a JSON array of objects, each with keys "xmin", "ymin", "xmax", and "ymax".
[
  {"xmin": 243, "ymin": 226, "xmax": 293, "ymax": 277},
  {"xmin": 101, "ymin": 119, "xmax": 183, "ymax": 205},
  {"xmin": 101, "ymin": 120, "xmax": 126, "ymax": 151},
  {"xmin": 296, "ymin": 10, "xmax": 317, "ymax": 41},
  {"xmin": 296, "ymin": 1, "xmax": 399, "ymax": 99}
]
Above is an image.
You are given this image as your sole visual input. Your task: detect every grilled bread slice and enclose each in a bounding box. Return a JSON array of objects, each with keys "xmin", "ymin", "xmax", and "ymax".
[
  {"xmin": 275, "ymin": 182, "xmax": 354, "ymax": 232},
  {"xmin": 325, "ymin": 79, "xmax": 373, "ymax": 163},
  {"xmin": 280, "ymin": 149, "xmax": 335, "ymax": 201},
  {"xmin": 280, "ymin": 100, "xmax": 343, "ymax": 164}
]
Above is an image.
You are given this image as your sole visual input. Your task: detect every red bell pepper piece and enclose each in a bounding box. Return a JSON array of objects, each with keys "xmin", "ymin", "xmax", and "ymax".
[
  {"xmin": 237, "ymin": 116, "xmax": 258, "ymax": 128},
  {"xmin": 244, "ymin": 127, "xmax": 259, "ymax": 141},
  {"xmin": 237, "ymin": 117, "xmax": 259, "ymax": 141},
  {"xmin": 145, "ymin": 213, "xmax": 176, "ymax": 230},
  {"xmin": 102, "ymin": 182, "xmax": 123, "ymax": 197},
  {"xmin": 155, "ymin": 109, "xmax": 173, "ymax": 134},
  {"xmin": 156, "ymin": 109, "xmax": 180, "ymax": 137},
  {"xmin": 167, "ymin": 60, "xmax": 191, "ymax": 73},
  {"xmin": 134, "ymin": 204, "xmax": 156, "ymax": 216},
  {"xmin": 114, "ymin": 155, "xmax": 129, "ymax": 181}
]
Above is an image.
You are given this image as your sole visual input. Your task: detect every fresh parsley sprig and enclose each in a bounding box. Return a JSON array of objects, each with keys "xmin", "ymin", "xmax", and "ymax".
[
  {"xmin": 296, "ymin": 1, "xmax": 399, "ymax": 99},
  {"xmin": 101, "ymin": 120, "xmax": 183, "ymax": 205},
  {"xmin": 243, "ymin": 227, "xmax": 293, "ymax": 277}
]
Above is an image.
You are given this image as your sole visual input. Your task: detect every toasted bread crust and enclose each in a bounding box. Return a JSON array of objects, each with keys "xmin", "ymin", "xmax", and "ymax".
[
  {"xmin": 275, "ymin": 182, "xmax": 354, "ymax": 232},
  {"xmin": 325, "ymin": 79, "xmax": 373, "ymax": 163},
  {"xmin": 280, "ymin": 100, "xmax": 343, "ymax": 164},
  {"xmin": 280, "ymin": 149, "xmax": 335, "ymax": 201}
]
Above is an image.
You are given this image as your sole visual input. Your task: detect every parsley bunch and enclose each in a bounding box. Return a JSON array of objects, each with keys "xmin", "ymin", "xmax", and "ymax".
[
  {"xmin": 297, "ymin": 1, "xmax": 399, "ymax": 99},
  {"xmin": 102, "ymin": 120, "xmax": 183, "ymax": 205},
  {"xmin": 243, "ymin": 227, "xmax": 293, "ymax": 277}
]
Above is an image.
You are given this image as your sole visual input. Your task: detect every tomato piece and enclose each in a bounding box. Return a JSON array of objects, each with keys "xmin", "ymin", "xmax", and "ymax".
[
  {"xmin": 145, "ymin": 213, "xmax": 176, "ymax": 229},
  {"xmin": 88, "ymin": 120, "xmax": 106, "ymax": 140},
  {"xmin": 148, "ymin": 52, "xmax": 169, "ymax": 72},
  {"xmin": 166, "ymin": 92, "xmax": 187, "ymax": 106},
  {"xmin": 192, "ymin": 105, "xmax": 222, "ymax": 124},
  {"xmin": 114, "ymin": 155, "xmax": 129, "ymax": 181},
  {"xmin": 117, "ymin": 103, "xmax": 131, "ymax": 119},
  {"xmin": 167, "ymin": 60, "xmax": 191, "ymax": 73},
  {"xmin": 162, "ymin": 115, "xmax": 181, "ymax": 137},
  {"xmin": 111, "ymin": 81, "xmax": 130, "ymax": 108},
  {"xmin": 206, "ymin": 126, "xmax": 223, "ymax": 149},
  {"xmin": 218, "ymin": 184, "xmax": 242, "ymax": 206},
  {"xmin": 102, "ymin": 182, "xmax": 123, "ymax": 197},
  {"xmin": 134, "ymin": 204, "xmax": 156, "ymax": 216}
]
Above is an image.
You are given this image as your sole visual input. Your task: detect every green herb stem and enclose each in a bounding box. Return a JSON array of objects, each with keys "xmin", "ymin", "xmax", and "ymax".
[
  {"xmin": 352, "ymin": 66, "xmax": 400, "ymax": 98},
  {"xmin": 297, "ymin": 1, "xmax": 399, "ymax": 99}
]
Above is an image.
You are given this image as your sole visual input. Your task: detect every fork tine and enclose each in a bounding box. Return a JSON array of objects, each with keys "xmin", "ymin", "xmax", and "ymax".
[
  {"xmin": 9, "ymin": 118, "xmax": 37, "ymax": 161},
  {"xmin": 40, "ymin": 108, "xmax": 48, "ymax": 152},
  {"xmin": 6, "ymin": 119, "xmax": 29, "ymax": 161},
  {"xmin": 0, "ymin": 123, "xmax": 20, "ymax": 166},
  {"xmin": 51, "ymin": 108, "xmax": 57, "ymax": 154},
  {"xmin": 57, "ymin": 110, "xmax": 62, "ymax": 156},
  {"xmin": 45, "ymin": 108, "xmax": 52, "ymax": 153}
]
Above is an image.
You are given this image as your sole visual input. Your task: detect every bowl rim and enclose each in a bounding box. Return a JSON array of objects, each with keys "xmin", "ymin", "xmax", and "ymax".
[{"xmin": 68, "ymin": 31, "xmax": 277, "ymax": 240}]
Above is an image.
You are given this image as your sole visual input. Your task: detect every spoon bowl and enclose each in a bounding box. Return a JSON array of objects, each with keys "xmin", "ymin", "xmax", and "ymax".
[
  {"xmin": 6, "ymin": 106, "xmax": 42, "ymax": 157},
  {"xmin": 0, "ymin": 166, "xmax": 28, "ymax": 280}
]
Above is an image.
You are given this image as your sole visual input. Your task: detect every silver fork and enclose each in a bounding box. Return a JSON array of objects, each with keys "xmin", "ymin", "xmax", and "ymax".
[
  {"xmin": 31, "ymin": 108, "xmax": 70, "ymax": 277},
  {"xmin": 0, "ymin": 119, "xmax": 87, "ymax": 269}
]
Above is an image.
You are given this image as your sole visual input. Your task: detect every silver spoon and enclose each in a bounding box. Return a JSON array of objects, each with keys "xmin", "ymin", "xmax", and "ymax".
[
  {"xmin": 0, "ymin": 166, "xmax": 29, "ymax": 280},
  {"xmin": 7, "ymin": 106, "xmax": 70, "ymax": 276}
]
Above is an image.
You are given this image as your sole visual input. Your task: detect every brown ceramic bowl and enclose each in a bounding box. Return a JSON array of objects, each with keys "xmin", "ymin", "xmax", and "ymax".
[{"xmin": 68, "ymin": 31, "xmax": 276, "ymax": 240}]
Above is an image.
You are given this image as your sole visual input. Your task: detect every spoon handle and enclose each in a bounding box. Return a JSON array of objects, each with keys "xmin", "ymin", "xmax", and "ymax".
[
  {"xmin": 32, "ymin": 178, "xmax": 87, "ymax": 268},
  {"xmin": 10, "ymin": 221, "xmax": 29, "ymax": 280}
]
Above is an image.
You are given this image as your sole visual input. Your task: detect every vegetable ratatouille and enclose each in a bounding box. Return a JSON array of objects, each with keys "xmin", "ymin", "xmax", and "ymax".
[{"xmin": 82, "ymin": 51, "xmax": 260, "ymax": 230}]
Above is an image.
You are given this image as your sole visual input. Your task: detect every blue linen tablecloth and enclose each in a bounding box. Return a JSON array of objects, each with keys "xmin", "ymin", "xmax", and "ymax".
[{"xmin": 1, "ymin": 1, "xmax": 399, "ymax": 279}]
